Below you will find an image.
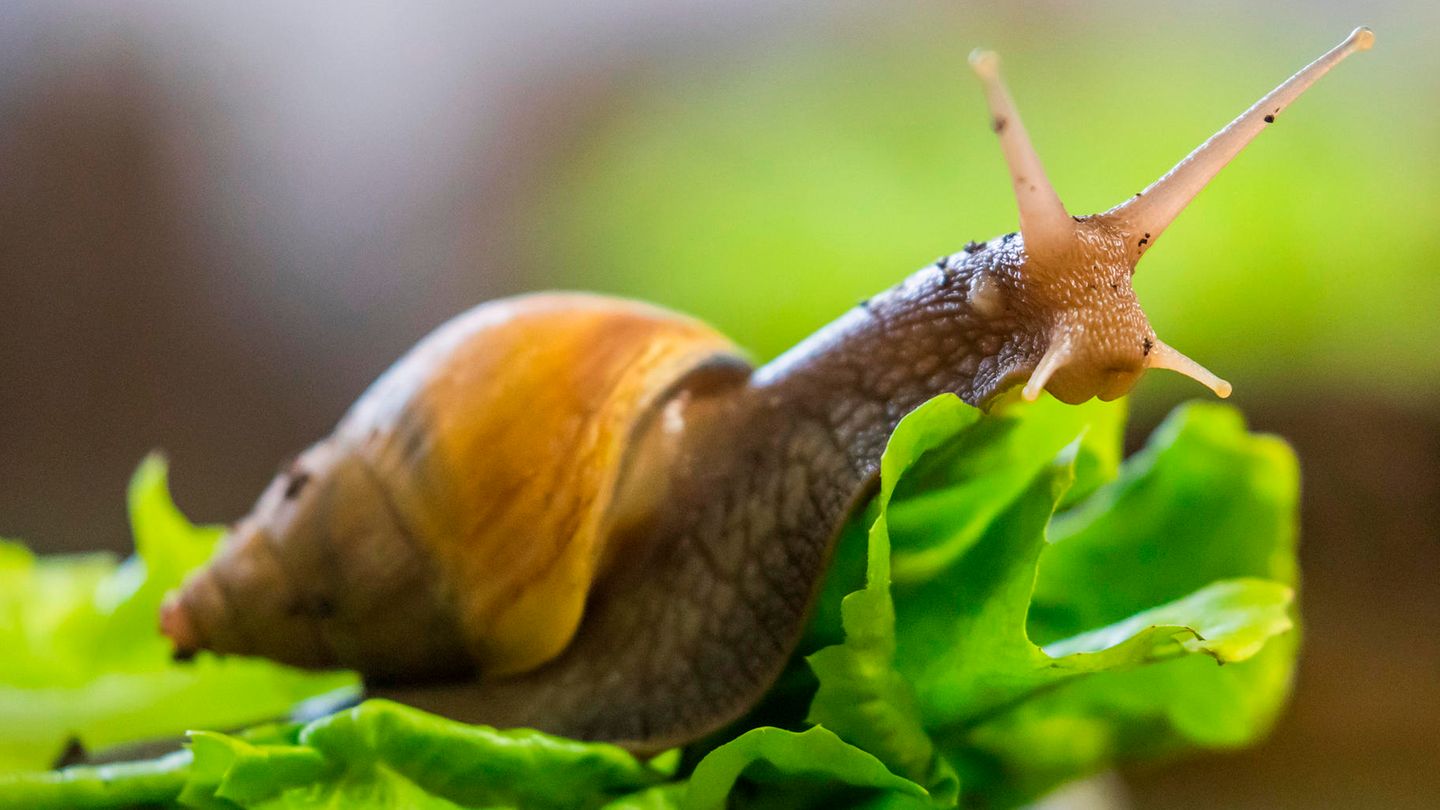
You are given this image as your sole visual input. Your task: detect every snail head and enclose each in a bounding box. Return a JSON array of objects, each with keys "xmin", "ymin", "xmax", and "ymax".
[{"xmin": 967, "ymin": 27, "xmax": 1373, "ymax": 405}]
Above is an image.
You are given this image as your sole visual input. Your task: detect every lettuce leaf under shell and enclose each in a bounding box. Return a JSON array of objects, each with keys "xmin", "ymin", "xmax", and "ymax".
[{"xmin": 0, "ymin": 397, "xmax": 1300, "ymax": 808}]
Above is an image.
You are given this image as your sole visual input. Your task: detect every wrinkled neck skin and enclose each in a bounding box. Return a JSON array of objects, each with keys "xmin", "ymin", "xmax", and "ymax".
[
  {"xmin": 386, "ymin": 243, "xmax": 1042, "ymax": 751},
  {"xmin": 751, "ymin": 236, "xmax": 1041, "ymax": 473}
]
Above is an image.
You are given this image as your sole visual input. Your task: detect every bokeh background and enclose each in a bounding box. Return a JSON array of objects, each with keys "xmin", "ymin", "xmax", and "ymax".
[{"xmin": 1, "ymin": 1, "xmax": 1434, "ymax": 807}]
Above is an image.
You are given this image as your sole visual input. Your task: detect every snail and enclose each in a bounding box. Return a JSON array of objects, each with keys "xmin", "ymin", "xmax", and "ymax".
[{"xmin": 159, "ymin": 29, "xmax": 1372, "ymax": 753}]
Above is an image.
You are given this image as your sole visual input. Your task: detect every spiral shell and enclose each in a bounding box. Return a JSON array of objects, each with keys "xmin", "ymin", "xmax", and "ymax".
[{"xmin": 161, "ymin": 293, "xmax": 748, "ymax": 681}]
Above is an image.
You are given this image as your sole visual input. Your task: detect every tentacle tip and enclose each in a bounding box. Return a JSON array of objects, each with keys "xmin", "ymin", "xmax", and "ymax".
[
  {"xmin": 1214, "ymin": 380, "xmax": 1234, "ymax": 399},
  {"xmin": 1349, "ymin": 26, "xmax": 1376, "ymax": 52},
  {"xmin": 968, "ymin": 49, "xmax": 999, "ymax": 79},
  {"xmin": 1021, "ymin": 384, "xmax": 1042, "ymax": 402}
]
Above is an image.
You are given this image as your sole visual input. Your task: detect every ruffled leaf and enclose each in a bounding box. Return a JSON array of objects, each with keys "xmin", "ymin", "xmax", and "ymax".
[{"xmin": 806, "ymin": 397, "xmax": 1300, "ymax": 807}]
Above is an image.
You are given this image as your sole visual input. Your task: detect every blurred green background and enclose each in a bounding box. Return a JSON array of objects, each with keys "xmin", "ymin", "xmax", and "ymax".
[
  {"xmin": 0, "ymin": 1, "xmax": 1435, "ymax": 807},
  {"xmin": 532, "ymin": 8, "xmax": 1436, "ymax": 414}
]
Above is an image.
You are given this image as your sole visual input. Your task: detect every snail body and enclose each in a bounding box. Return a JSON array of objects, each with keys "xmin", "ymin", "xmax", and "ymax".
[{"xmin": 160, "ymin": 30, "xmax": 1372, "ymax": 751}]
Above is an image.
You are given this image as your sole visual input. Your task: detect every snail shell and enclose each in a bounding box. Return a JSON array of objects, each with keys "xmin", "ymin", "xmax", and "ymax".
[{"xmin": 161, "ymin": 293, "xmax": 748, "ymax": 682}]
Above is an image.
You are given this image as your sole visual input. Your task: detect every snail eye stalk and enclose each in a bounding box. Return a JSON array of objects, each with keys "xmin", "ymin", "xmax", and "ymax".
[
  {"xmin": 1101, "ymin": 27, "xmax": 1375, "ymax": 247},
  {"xmin": 968, "ymin": 49, "xmax": 1075, "ymax": 265}
]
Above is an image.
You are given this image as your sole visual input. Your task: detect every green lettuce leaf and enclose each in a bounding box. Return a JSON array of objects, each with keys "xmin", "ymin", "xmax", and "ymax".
[
  {"xmin": 883, "ymin": 395, "xmax": 1123, "ymax": 585},
  {"xmin": 805, "ymin": 396, "xmax": 1300, "ymax": 807},
  {"xmin": 0, "ymin": 752, "xmax": 193, "ymax": 809},
  {"xmin": 0, "ymin": 396, "xmax": 1300, "ymax": 809},
  {"xmin": 955, "ymin": 403, "xmax": 1302, "ymax": 805},
  {"xmin": 3, "ymin": 705, "xmax": 931, "ymax": 810},
  {"xmin": 0, "ymin": 456, "xmax": 357, "ymax": 775},
  {"xmin": 802, "ymin": 395, "xmax": 1122, "ymax": 665},
  {"xmin": 181, "ymin": 699, "xmax": 676, "ymax": 810},
  {"xmin": 804, "ymin": 401, "xmax": 973, "ymax": 803},
  {"xmin": 684, "ymin": 726, "xmax": 928, "ymax": 810}
]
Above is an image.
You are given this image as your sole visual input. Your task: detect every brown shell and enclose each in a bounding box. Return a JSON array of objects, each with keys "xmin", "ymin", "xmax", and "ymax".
[{"xmin": 161, "ymin": 292, "xmax": 747, "ymax": 680}]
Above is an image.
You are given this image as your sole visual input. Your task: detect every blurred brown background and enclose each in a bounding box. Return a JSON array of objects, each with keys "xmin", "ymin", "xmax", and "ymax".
[{"xmin": 1, "ymin": 1, "xmax": 1435, "ymax": 807}]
